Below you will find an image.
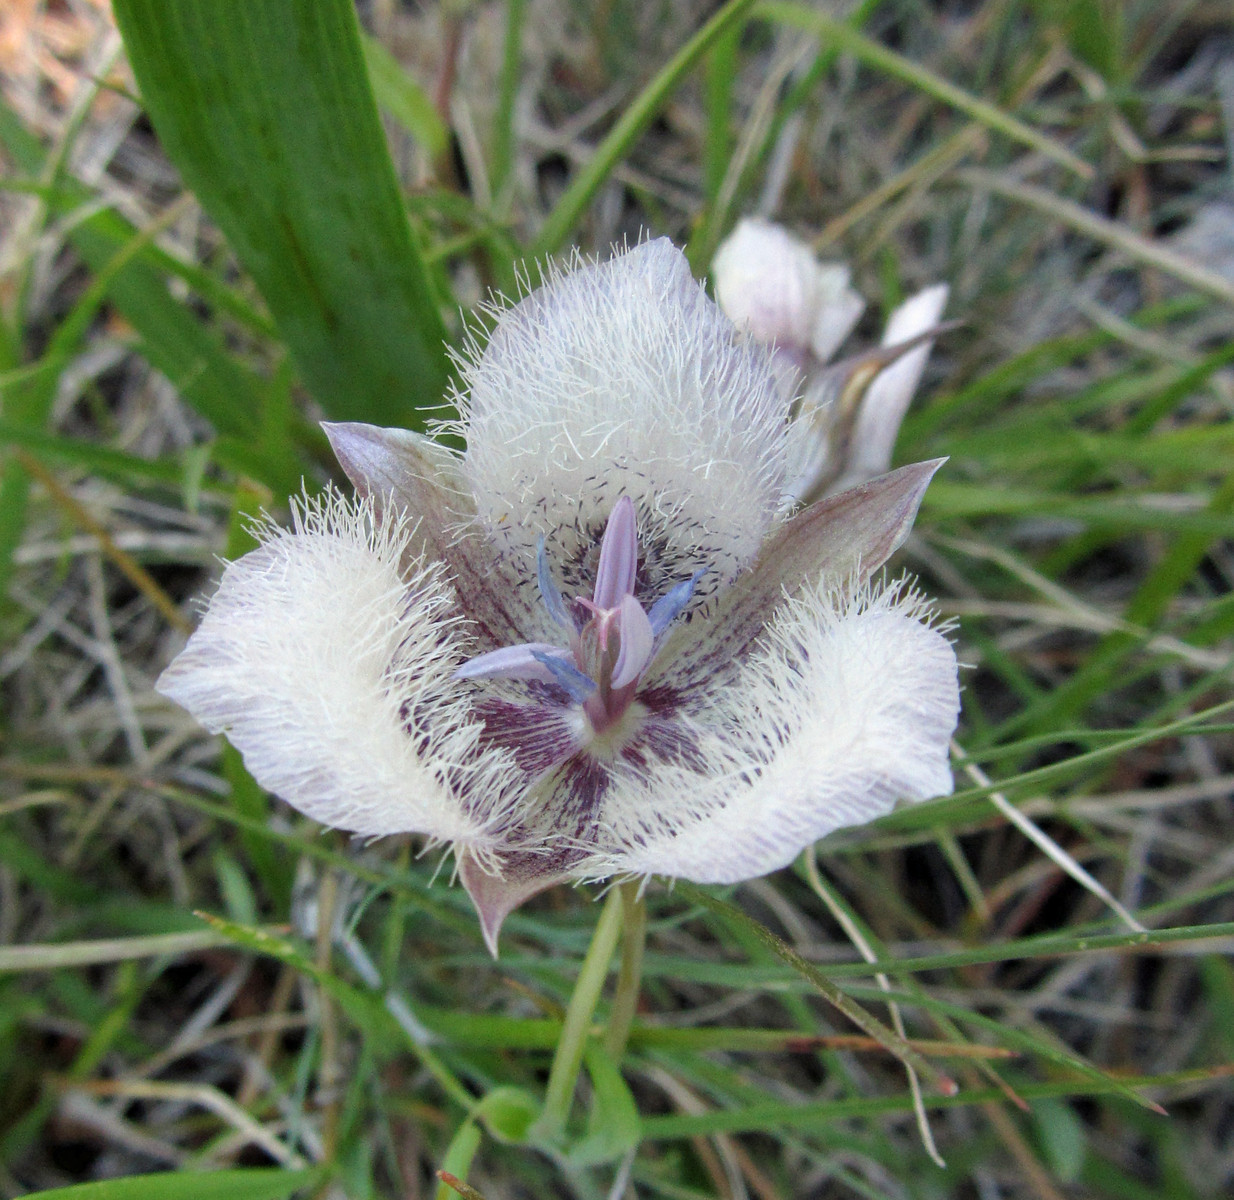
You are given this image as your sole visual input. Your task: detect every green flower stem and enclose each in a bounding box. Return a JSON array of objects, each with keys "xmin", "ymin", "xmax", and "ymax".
[
  {"xmin": 603, "ymin": 882, "xmax": 647, "ymax": 1064},
  {"xmin": 534, "ymin": 887, "xmax": 624, "ymax": 1143}
]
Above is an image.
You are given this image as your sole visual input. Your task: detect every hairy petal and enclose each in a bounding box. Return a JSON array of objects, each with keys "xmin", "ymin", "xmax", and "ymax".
[
  {"xmin": 649, "ymin": 459, "xmax": 945, "ymax": 695},
  {"xmin": 454, "ymin": 239, "xmax": 789, "ymax": 605},
  {"xmin": 157, "ymin": 490, "xmax": 516, "ymax": 844},
  {"xmin": 587, "ymin": 579, "xmax": 959, "ymax": 881}
]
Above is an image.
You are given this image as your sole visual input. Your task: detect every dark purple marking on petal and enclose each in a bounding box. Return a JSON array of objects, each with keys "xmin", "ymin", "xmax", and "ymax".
[
  {"xmin": 541, "ymin": 753, "xmax": 614, "ymax": 842},
  {"xmin": 619, "ymin": 711, "xmax": 707, "ymax": 776},
  {"xmin": 474, "ymin": 696, "xmax": 582, "ymax": 780}
]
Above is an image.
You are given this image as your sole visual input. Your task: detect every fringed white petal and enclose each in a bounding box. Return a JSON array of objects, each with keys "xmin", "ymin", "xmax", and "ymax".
[
  {"xmin": 157, "ymin": 490, "xmax": 518, "ymax": 844},
  {"xmin": 453, "ymin": 239, "xmax": 789, "ymax": 603},
  {"xmin": 585, "ymin": 578, "xmax": 959, "ymax": 882},
  {"xmin": 836, "ymin": 284, "xmax": 949, "ymax": 489}
]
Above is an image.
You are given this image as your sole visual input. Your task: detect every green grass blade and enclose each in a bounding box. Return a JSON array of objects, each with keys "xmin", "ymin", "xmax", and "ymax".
[
  {"xmin": 532, "ymin": 0, "xmax": 758, "ymax": 256},
  {"xmin": 758, "ymin": 2, "xmax": 1093, "ymax": 179},
  {"xmin": 362, "ymin": 33, "xmax": 450, "ymax": 162},
  {"xmin": 18, "ymin": 1169, "xmax": 321, "ymax": 1200},
  {"xmin": 674, "ymin": 883, "xmax": 957, "ymax": 1097},
  {"xmin": 112, "ymin": 0, "xmax": 451, "ymax": 428}
]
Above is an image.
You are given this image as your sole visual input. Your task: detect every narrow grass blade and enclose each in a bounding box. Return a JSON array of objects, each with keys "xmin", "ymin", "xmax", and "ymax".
[
  {"xmin": 112, "ymin": 0, "xmax": 451, "ymax": 427},
  {"xmin": 0, "ymin": 929, "xmax": 236, "ymax": 974},
  {"xmin": 13, "ymin": 1169, "xmax": 320, "ymax": 1200},
  {"xmin": 957, "ymin": 168, "xmax": 1234, "ymax": 308},
  {"xmin": 674, "ymin": 882, "xmax": 957, "ymax": 1097},
  {"xmin": 362, "ymin": 34, "xmax": 450, "ymax": 162},
  {"xmin": 760, "ymin": 1, "xmax": 1090, "ymax": 177},
  {"xmin": 759, "ymin": 3, "xmax": 1092, "ymax": 178},
  {"xmin": 533, "ymin": 0, "xmax": 758, "ymax": 256}
]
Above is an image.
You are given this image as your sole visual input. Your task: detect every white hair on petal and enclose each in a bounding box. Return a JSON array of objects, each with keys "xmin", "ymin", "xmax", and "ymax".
[
  {"xmin": 579, "ymin": 575, "xmax": 960, "ymax": 882},
  {"xmin": 447, "ymin": 239, "xmax": 791, "ymax": 598},
  {"xmin": 156, "ymin": 487, "xmax": 520, "ymax": 847}
]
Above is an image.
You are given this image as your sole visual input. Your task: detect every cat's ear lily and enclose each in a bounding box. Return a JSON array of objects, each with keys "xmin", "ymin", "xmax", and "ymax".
[{"xmin": 158, "ymin": 240, "xmax": 960, "ymax": 955}]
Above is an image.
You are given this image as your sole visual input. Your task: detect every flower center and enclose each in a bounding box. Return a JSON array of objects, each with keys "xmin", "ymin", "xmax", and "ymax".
[{"xmin": 454, "ymin": 496, "xmax": 700, "ymax": 734}]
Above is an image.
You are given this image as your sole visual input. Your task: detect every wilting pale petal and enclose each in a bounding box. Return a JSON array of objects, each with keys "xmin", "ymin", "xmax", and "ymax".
[
  {"xmin": 156, "ymin": 490, "xmax": 516, "ymax": 844},
  {"xmin": 584, "ymin": 579, "xmax": 959, "ymax": 881},
  {"xmin": 808, "ymin": 263, "xmax": 867, "ymax": 363},
  {"xmin": 712, "ymin": 217, "xmax": 864, "ymax": 361},
  {"xmin": 837, "ymin": 284, "xmax": 949, "ymax": 489},
  {"xmin": 454, "ymin": 238, "xmax": 789, "ymax": 604}
]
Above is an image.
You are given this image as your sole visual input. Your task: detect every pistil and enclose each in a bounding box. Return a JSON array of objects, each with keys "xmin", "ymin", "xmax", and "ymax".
[{"xmin": 454, "ymin": 496, "xmax": 699, "ymax": 736}]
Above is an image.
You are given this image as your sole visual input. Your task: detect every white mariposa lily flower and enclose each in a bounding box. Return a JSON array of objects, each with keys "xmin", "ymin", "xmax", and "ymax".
[
  {"xmin": 712, "ymin": 217, "xmax": 949, "ymax": 502},
  {"xmin": 158, "ymin": 239, "xmax": 960, "ymax": 954}
]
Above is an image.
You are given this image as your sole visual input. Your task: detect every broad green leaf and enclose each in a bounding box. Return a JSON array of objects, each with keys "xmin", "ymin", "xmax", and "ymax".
[
  {"xmin": 18, "ymin": 1169, "xmax": 320, "ymax": 1200},
  {"xmin": 112, "ymin": 0, "xmax": 451, "ymax": 428},
  {"xmin": 0, "ymin": 95, "xmax": 301, "ymax": 506},
  {"xmin": 1033, "ymin": 1097, "xmax": 1089, "ymax": 1183},
  {"xmin": 568, "ymin": 1043, "xmax": 641, "ymax": 1166}
]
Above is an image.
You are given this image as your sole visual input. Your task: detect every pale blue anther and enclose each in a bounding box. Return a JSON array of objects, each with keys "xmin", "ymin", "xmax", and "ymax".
[
  {"xmin": 536, "ymin": 535, "xmax": 573, "ymax": 630},
  {"xmin": 532, "ymin": 651, "xmax": 597, "ymax": 703},
  {"xmin": 454, "ymin": 642, "xmax": 566, "ymax": 683},
  {"xmin": 647, "ymin": 570, "xmax": 705, "ymax": 637}
]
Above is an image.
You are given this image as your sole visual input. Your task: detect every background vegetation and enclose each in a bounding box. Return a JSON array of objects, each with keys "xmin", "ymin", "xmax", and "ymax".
[{"xmin": 1, "ymin": 1, "xmax": 1232, "ymax": 1197}]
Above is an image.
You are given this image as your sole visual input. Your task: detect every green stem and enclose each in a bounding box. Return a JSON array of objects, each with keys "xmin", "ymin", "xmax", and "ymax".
[
  {"xmin": 603, "ymin": 882, "xmax": 647, "ymax": 1063},
  {"xmin": 434, "ymin": 1120, "xmax": 482, "ymax": 1200},
  {"xmin": 534, "ymin": 887, "xmax": 624, "ymax": 1143}
]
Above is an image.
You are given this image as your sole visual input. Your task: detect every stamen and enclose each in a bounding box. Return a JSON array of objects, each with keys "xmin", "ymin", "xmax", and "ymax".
[
  {"xmin": 455, "ymin": 498, "xmax": 704, "ymax": 731},
  {"xmin": 592, "ymin": 495, "xmax": 637, "ymax": 609},
  {"xmin": 536, "ymin": 536, "xmax": 573, "ymax": 629},
  {"xmin": 531, "ymin": 651, "xmax": 598, "ymax": 703},
  {"xmin": 647, "ymin": 570, "xmax": 705, "ymax": 636},
  {"xmin": 454, "ymin": 643, "xmax": 573, "ymax": 684}
]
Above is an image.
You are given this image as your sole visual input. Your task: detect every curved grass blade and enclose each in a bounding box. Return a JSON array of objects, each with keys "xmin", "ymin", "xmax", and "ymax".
[{"xmin": 112, "ymin": 0, "xmax": 451, "ymax": 428}]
